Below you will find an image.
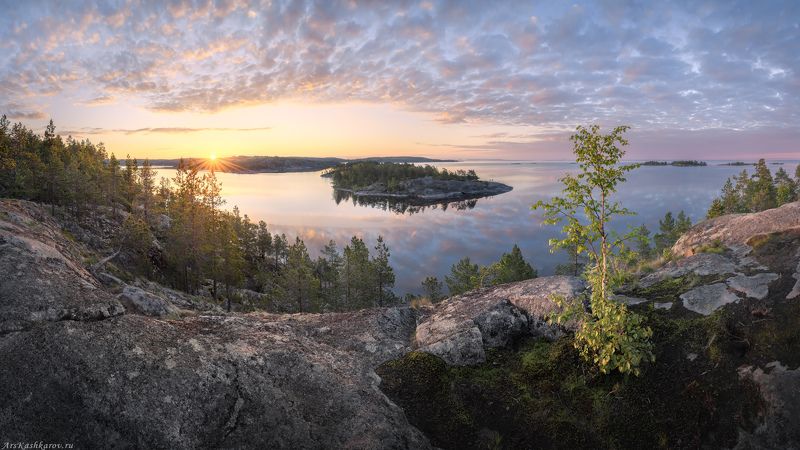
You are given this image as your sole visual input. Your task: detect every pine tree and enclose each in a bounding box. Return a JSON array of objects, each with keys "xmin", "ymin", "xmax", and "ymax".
[
  {"xmin": 107, "ymin": 153, "xmax": 121, "ymax": 217},
  {"xmin": 317, "ymin": 241, "xmax": 343, "ymax": 310},
  {"xmin": 747, "ymin": 159, "xmax": 776, "ymax": 212},
  {"xmin": 675, "ymin": 211, "xmax": 692, "ymax": 235},
  {"xmin": 654, "ymin": 211, "xmax": 676, "ymax": 253},
  {"xmin": 281, "ymin": 237, "xmax": 319, "ymax": 312},
  {"xmin": 342, "ymin": 236, "xmax": 372, "ymax": 309},
  {"xmin": 421, "ymin": 276, "xmax": 444, "ymax": 302},
  {"xmin": 774, "ymin": 167, "xmax": 797, "ymax": 205},
  {"xmin": 139, "ymin": 159, "xmax": 156, "ymax": 222},
  {"xmin": 445, "ymin": 257, "xmax": 480, "ymax": 295},
  {"xmin": 371, "ymin": 236, "xmax": 396, "ymax": 306},
  {"xmin": 492, "ymin": 244, "xmax": 537, "ymax": 285}
]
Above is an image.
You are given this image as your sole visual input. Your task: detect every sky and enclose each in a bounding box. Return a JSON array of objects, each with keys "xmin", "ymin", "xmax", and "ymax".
[{"xmin": 0, "ymin": 0, "xmax": 798, "ymax": 160}]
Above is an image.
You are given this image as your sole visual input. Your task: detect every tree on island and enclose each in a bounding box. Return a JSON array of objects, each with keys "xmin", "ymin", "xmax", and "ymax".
[{"xmin": 534, "ymin": 124, "xmax": 653, "ymax": 376}]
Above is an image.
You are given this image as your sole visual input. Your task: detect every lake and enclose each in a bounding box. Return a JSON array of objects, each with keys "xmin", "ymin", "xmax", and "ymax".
[{"xmin": 155, "ymin": 161, "xmax": 799, "ymax": 295}]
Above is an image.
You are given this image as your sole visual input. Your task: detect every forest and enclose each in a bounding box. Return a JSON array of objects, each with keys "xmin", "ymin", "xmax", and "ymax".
[
  {"xmin": 325, "ymin": 161, "xmax": 479, "ymax": 192},
  {"xmin": 0, "ymin": 116, "xmax": 534, "ymax": 312},
  {"xmin": 2, "ymin": 116, "xmax": 798, "ymax": 313},
  {"xmin": 706, "ymin": 159, "xmax": 800, "ymax": 218}
]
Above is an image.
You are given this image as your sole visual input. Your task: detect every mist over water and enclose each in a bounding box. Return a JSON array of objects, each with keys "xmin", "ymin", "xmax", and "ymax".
[{"xmin": 155, "ymin": 161, "xmax": 799, "ymax": 295}]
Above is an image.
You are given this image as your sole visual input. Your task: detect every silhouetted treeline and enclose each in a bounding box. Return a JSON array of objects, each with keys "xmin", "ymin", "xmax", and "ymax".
[{"xmin": 0, "ymin": 116, "xmax": 397, "ymax": 312}]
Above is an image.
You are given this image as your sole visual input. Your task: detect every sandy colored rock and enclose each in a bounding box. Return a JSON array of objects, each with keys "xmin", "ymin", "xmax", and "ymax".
[{"xmin": 672, "ymin": 201, "xmax": 800, "ymax": 257}]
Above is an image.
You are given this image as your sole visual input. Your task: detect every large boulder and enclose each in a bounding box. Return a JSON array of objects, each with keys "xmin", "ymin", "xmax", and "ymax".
[
  {"xmin": 672, "ymin": 201, "xmax": 800, "ymax": 257},
  {"xmin": 414, "ymin": 276, "xmax": 585, "ymax": 365}
]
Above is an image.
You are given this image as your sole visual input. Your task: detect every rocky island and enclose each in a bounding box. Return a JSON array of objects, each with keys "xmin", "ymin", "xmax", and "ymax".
[{"xmin": 324, "ymin": 161, "xmax": 512, "ymax": 206}]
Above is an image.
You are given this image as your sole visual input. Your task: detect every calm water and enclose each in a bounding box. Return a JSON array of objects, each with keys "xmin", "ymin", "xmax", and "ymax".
[{"xmin": 155, "ymin": 161, "xmax": 799, "ymax": 295}]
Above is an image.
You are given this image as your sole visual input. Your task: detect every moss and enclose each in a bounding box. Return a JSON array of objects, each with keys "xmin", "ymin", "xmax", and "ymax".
[
  {"xmin": 61, "ymin": 229, "xmax": 77, "ymax": 242},
  {"xmin": 626, "ymin": 273, "xmax": 728, "ymax": 302},
  {"xmin": 379, "ymin": 308, "xmax": 766, "ymax": 449},
  {"xmin": 695, "ymin": 238, "xmax": 726, "ymax": 254}
]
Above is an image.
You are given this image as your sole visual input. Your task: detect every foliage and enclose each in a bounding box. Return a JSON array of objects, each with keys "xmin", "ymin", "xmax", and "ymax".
[
  {"xmin": 707, "ymin": 158, "xmax": 798, "ymax": 218},
  {"xmin": 533, "ymin": 124, "xmax": 653, "ymax": 375},
  {"xmin": 445, "ymin": 257, "xmax": 481, "ymax": 295},
  {"xmin": 0, "ymin": 116, "xmax": 399, "ymax": 313},
  {"xmin": 653, "ymin": 210, "xmax": 692, "ymax": 253},
  {"xmin": 421, "ymin": 276, "xmax": 444, "ymax": 302},
  {"xmin": 325, "ymin": 161, "xmax": 478, "ymax": 191},
  {"xmin": 491, "ymin": 244, "xmax": 538, "ymax": 284}
]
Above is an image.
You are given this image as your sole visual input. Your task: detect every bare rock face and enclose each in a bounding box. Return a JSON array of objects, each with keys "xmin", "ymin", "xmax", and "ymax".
[
  {"xmin": 0, "ymin": 200, "xmax": 430, "ymax": 449},
  {"xmin": 672, "ymin": 201, "xmax": 800, "ymax": 258},
  {"xmin": 414, "ymin": 276, "xmax": 585, "ymax": 365},
  {"xmin": 639, "ymin": 252, "xmax": 738, "ymax": 288},
  {"xmin": 117, "ymin": 285, "xmax": 179, "ymax": 317},
  {"xmin": 0, "ymin": 200, "xmax": 125, "ymax": 333},
  {"xmin": 726, "ymin": 273, "xmax": 781, "ymax": 300},
  {"xmin": 0, "ymin": 314, "xmax": 431, "ymax": 449},
  {"xmin": 679, "ymin": 283, "xmax": 741, "ymax": 315}
]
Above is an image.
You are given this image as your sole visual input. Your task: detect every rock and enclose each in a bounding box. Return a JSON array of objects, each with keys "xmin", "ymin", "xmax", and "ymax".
[
  {"xmin": 673, "ymin": 201, "xmax": 800, "ymax": 257},
  {"xmin": 473, "ymin": 299, "xmax": 531, "ymax": 348},
  {"xmin": 414, "ymin": 276, "xmax": 584, "ymax": 365},
  {"xmin": 737, "ymin": 362, "xmax": 800, "ymax": 448},
  {"xmin": 726, "ymin": 273, "xmax": 780, "ymax": 300},
  {"xmin": 613, "ymin": 294, "xmax": 648, "ymax": 306},
  {"xmin": 788, "ymin": 260, "xmax": 800, "ymax": 300},
  {"xmin": 117, "ymin": 285, "xmax": 179, "ymax": 317},
  {"xmin": 342, "ymin": 176, "xmax": 513, "ymax": 205},
  {"xmin": 96, "ymin": 271, "xmax": 124, "ymax": 287},
  {"xmin": 0, "ymin": 314, "xmax": 431, "ymax": 449},
  {"xmin": 680, "ymin": 283, "xmax": 740, "ymax": 315},
  {"xmin": 655, "ymin": 302, "xmax": 673, "ymax": 310},
  {"xmin": 639, "ymin": 253, "xmax": 738, "ymax": 288},
  {"xmin": 0, "ymin": 200, "xmax": 125, "ymax": 332}
]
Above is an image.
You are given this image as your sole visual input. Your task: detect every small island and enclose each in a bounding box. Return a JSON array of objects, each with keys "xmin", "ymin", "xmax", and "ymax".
[
  {"xmin": 323, "ymin": 161, "xmax": 512, "ymax": 206},
  {"xmin": 641, "ymin": 160, "xmax": 707, "ymax": 166},
  {"xmin": 719, "ymin": 161, "xmax": 753, "ymax": 166}
]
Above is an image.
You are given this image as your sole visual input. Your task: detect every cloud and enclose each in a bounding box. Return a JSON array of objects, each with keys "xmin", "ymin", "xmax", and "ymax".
[
  {"xmin": 57, "ymin": 126, "xmax": 271, "ymax": 136},
  {"xmin": 0, "ymin": 0, "xmax": 797, "ymax": 151}
]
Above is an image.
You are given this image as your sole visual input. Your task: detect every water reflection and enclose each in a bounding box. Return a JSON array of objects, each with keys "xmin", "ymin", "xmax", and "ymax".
[
  {"xmin": 155, "ymin": 161, "xmax": 799, "ymax": 295},
  {"xmin": 332, "ymin": 189, "xmax": 479, "ymax": 215}
]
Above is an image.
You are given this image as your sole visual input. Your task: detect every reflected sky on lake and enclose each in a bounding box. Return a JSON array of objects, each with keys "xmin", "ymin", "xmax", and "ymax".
[{"xmin": 156, "ymin": 161, "xmax": 799, "ymax": 295}]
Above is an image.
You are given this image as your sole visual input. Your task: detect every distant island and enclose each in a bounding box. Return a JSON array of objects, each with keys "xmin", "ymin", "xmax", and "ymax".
[
  {"xmin": 719, "ymin": 161, "xmax": 754, "ymax": 166},
  {"xmin": 151, "ymin": 155, "xmax": 456, "ymax": 173},
  {"xmin": 323, "ymin": 161, "xmax": 512, "ymax": 206},
  {"xmin": 641, "ymin": 160, "xmax": 708, "ymax": 166}
]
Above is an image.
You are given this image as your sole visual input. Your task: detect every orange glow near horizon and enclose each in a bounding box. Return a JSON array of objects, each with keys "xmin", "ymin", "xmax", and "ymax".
[{"xmin": 47, "ymin": 100, "xmax": 544, "ymax": 160}]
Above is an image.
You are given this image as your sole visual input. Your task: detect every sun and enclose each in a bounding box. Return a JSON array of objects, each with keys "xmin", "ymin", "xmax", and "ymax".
[{"xmin": 209, "ymin": 153, "xmax": 217, "ymax": 161}]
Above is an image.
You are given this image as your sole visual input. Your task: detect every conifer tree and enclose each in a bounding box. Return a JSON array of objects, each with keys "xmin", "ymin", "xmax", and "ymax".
[
  {"xmin": 371, "ymin": 236, "xmax": 396, "ymax": 306},
  {"xmin": 492, "ymin": 244, "xmax": 537, "ymax": 284},
  {"xmin": 445, "ymin": 257, "xmax": 480, "ymax": 295}
]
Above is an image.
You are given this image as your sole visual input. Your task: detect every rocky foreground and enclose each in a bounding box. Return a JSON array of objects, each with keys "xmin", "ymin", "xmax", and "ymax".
[{"xmin": 1, "ymin": 199, "xmax": 799, "ymax": 448}]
